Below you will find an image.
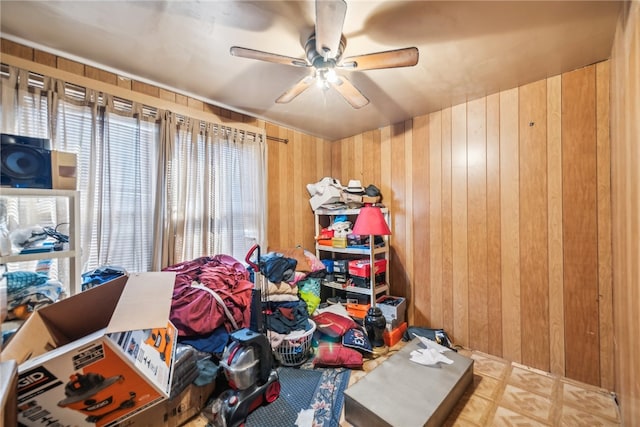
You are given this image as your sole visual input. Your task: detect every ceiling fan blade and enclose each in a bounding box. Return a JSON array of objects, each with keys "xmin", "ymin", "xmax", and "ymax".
[
  {"xmin": 315, "ymin": 0, "xmax": 347, "ymax": 60},
  {"xmin": 330, "ymin": 75, "xmax": 369, "ymax": 109},
  {"xmin": 230, "ymin": 46, "xmax": 309, "ymax": 67},
  {"xmin": 276, "ymin": 75, "xmax": 315, "ymax": 104},
  {"xmin": 339, "ymin": 47, "xmax": 419, "ymax": 71}
]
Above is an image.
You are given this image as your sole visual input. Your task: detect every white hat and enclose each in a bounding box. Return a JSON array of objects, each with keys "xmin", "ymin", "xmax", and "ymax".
[{"xmin": 344, "ymin": 179, "xmax": 365, "ymax": 194}]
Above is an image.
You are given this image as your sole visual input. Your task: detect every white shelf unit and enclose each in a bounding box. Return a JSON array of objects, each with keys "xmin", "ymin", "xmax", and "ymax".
[
  {"xmin": 314, "ymin": 207, "xmax": 390, "ymax": 304},
  {"xmin": 0, "ymin": 188, "xmax": 81, "ymax": 296}
]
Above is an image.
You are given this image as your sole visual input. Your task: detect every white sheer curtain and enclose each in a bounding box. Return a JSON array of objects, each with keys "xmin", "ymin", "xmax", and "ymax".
[
  {"xmin": 54, "ymin": 94, "xmax": 160, "ymax": 272},
  {"xmin": 2, "ymin": 64, "xmax": 268, "ymax": 281},
  {"xmin": 161, "ymin": 116, "xmax": 267, "ymax": 266},
  {"xmin": 2, "ymin": 65, "xmax": 160, "ymax": 274}
]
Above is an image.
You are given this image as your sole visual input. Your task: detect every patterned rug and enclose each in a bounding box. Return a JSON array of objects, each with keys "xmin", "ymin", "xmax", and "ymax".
[{"xmin": 246, "ymin": 366, "xmax": 350, "ymax": 427}]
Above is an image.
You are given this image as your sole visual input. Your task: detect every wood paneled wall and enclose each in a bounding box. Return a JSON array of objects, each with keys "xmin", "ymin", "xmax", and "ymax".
[
  {"xmin": 332, "ymin": 63, "xmax": 614, "ymax": 388},
  {"xmin": 610, "ymin": 0, "xmax": 640, "ymax": 424},
  {"xmin": 263, "ymin": 122, "xmax": 332, "ymax": 252}
]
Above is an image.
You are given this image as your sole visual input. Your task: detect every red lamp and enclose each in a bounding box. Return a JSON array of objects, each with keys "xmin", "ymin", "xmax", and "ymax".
[
  {"xmin": 352, "ymin": 204, "xmax": 391, "ymax": 347},
  {"xmin": 352, "ymin": 205, "xmax": 392, "ymax": 238}
]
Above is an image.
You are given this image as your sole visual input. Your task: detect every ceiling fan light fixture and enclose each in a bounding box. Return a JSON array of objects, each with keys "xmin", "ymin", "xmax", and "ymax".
[
  {"xmin": 230, "ymin": 0, "xmax": 417, "ymax": 108},
  {"xmin": 325, "ymin": 68, "xmax": 338, "ymax": 83},
  {"xmin": 315, "ymin": 67, "xmax": 337, "ymax": 90}
]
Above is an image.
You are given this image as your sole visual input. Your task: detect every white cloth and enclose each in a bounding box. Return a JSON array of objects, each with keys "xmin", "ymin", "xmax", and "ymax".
[
  {"xmin": 295, "ymin": 409, "xmax": 315, "ymax": 427},
  {"xmin": 409, "ymin": 335, "xmax": 454, "ymax": 366},
  {"xmin": 307, "ymin": 177, "xmax": 344, "ymax": 210},
  {"xmin": 409, "ymin": 348, "xmax": 454, "ymax": 366}
]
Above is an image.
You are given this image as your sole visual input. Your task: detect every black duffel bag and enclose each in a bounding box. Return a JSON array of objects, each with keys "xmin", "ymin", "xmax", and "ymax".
[{"xmin": 402, "ymin": 326, "xmax": 457, "ymax": 352}]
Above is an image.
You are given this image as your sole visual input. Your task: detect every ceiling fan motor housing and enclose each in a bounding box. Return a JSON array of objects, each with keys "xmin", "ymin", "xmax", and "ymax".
[{"xmin": 306, "ymin": 33, "xmax": 346, "ymax": 69}]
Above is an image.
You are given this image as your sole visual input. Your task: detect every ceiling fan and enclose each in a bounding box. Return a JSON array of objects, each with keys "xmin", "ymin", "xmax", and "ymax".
[{"xmin": 230, "ymin": 0, "xmax": 419, "ymax": 109}]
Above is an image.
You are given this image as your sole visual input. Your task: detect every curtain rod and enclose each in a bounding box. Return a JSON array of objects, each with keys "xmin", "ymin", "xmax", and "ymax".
[
  {"xmin": 1, "ymin": 55, "xmax": 265, "ymax": 137},
  {"xmin": 267, "ymin": 135, "xmax": 288, "ymax": 144}
]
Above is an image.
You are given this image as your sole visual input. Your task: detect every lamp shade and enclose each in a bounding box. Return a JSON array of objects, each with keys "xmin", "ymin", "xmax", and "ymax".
[{"xmin": 352, "ymin": 205, "xmax": 391, "ymax": 236}]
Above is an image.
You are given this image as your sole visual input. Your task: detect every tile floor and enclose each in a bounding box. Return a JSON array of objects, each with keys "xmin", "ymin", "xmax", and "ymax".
[
  {"xmin": 186, "ymin": 342, "xmax": 621, "ymax": 427},
  {"xmin": 344, "ymin": 343, "xmax": 621, "ymax": 426},
  {"xmin": 443, "ymin": 349, "xmax": 621, "ymax": 426}
]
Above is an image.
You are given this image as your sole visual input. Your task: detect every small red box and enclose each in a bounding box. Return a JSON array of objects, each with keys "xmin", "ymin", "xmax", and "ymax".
[
  {"xmin": 348, "ymin": 259, "xmax": 387, "ymax": 277},
  {"xmin": 383, "ymin": 322, "xmax": 408, "ymax": 348}
]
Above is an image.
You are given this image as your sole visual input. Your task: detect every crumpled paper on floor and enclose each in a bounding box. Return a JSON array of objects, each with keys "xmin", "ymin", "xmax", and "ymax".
[{"xmin": 409, "ymin": 335, "xmax": 454, "ymax": 366}]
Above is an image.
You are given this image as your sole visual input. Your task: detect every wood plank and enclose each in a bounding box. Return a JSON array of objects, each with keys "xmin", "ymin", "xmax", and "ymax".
[
  {"xmin": 486, "ymin": 92, "xmax": 502, "ymax": 357},
  {"xmin": 562, "ymin": 65, "xmax": 600, "ymax": 386},
  {"xmin": 353, "ymin": 133, "xmax": 364, "ymax": 182},
  {"xmin": 626, "ymin": 18, "xmax": 640, "ymax": 419},
  {"xmin": 292, "ymin": 131, "xmax": 303, "ymax": 247},
  {"xmin": 1, "ymin": 38, "xmax": 33, "ymax": 59},
  {"xmin": 33, "ymin": 49, "xmax": 56, "ymax": 68},
  {"xmin": 412, "ymin": 114, "xmax": 430, "ymax": 326},
  {"xmin": 280, "ymin": 126, "xmax": 295, "ymax": 248},
  {"xmin": 429, "ymin": 111, "xmax": 443, "ymax": 328},
  {"xmin": 301, "ymin": 132, "xmax": 316, "ymax": 250},
  {"xmin": 466, "ymin": 97, "xmax": 489, "ymax": 353},
  {"xmin": 547, "ymin": 74, "xmax": 565, "ymax": 377},
  {"xmin": 266, "ymin": 122, "xmax": 281, "ymax": 249},
  {"xmin": 132, "ymin": 80, "xmax": 160, "ymax": 98},
  {"xmin": 362, "ymin": 130, "xmax": 375, "ymax": 188},
  {"xmin": 331, "ymin": 138, "xmax": 342, "ymax": 180},
  {"xmin": 85, "ymin": 65, "xmax": 117, "ymax": 85},
  {"xmin": 596, "ymin": 60, "xmax": 614, "ymax": 390},
  {"xmin": 342, "ymin": 136, "xmax": 355, "ymax": 184},
  {"xmin": 321, "ymin": 136, "xmax": 332, "ymax": 180},
  {"xmin": 373, "ymin": 130, "xmax": 382, "ymax": 189},
  {"xmin": 390, "ymin": 122, "xmax": 407, "ymax": 297},
  {"xmin": 500, "ymin": 88, "xmax": 521, "ymax": 362},
  {"xmin": 404, "ymin": 119, "xmax": 415, "ymax": 325},
  {"xmin": 57, "ymin": 57, "xmax": 84, "ymax": 76},
  {"xmin": 610, "ymin": 10, "xmax": 640, "ymax": 420},
  {"xmin": 380, "ymin": 126, "xmax": 392, "ymax": 237},
  {"xmin": 441, "ymin": 107, "xmax": 454, "ymax": 335},
  {"xmin": 519, "ymin": 79, "xmax": 550, "ymax": 371},
  {"xmin": 451, "ymin": 103, "xmax": 469, "ymax": 346}
]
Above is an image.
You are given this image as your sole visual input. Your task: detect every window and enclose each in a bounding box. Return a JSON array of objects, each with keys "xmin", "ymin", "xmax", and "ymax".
[
  {"xmin": 2, "ymin": 64, "xmax": 266, "ymax": 288},
  {"xmin": 55, "ymin": 100, "xmax": 159, "ymax": 272}
]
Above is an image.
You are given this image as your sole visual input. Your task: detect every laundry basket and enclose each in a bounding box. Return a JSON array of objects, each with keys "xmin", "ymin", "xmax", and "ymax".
[{"xmin": 274, "ymin": 319, "xmax": 316, "ymax": 366}]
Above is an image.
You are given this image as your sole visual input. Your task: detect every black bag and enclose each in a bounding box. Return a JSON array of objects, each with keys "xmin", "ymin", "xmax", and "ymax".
[{"xmin": 402, "ymin": 326, "xmax": 457, "ymax": 352}]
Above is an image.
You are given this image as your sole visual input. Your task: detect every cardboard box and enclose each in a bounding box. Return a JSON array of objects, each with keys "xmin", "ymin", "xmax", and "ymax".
[
  {"xmin": 333, "ymin": 260, "xmax": 348, "ymax": 273},
  {"xmin": 331, "ymin": 237, "xmax": 347, "ymax": 248},
  {"xmin": 361, "ymin": 195, "xmax": 381, "ymax": 204},
  {"xmin": 348, "ymin": 259, "xmax": 387, "ymax": 277},
  {"xmin": 349, "ymin": 273, "xmax": 385, "ymax": 289},
  {"xmin": 1, "ymin": 360, "xmax": 18, "ymax": 427},
  {"xmin": 1, "ymin": 272, "xmax": 178, "ymax": 427},
  {"xmin": 345, "ymin": 303, "xmax": 370, "ymax": 320},
  {"xmin": 115, "ymin": 382, "xmax": 216, "ymax": 427},
  {"xmin": 0, "ymin": 275, "xmax": 7, "ymax": 325},
  {"xmin": 51, "ymin": 150, "xmax": 77, "ymax": 190},
  {"xmin": 376, "ymin": 296, "xmax": 406, "ymax": 329},
  {"xmin": 383, "ymin": 322, "xmax": 408, "ymax": 348}
]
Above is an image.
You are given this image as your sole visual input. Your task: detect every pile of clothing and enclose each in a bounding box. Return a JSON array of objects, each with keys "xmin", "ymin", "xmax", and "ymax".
[
  {"xmin": 258, "ymin": 247, "xmax": 326, "ymax": 349},
  {"xmin": 163, "ymin": 254, "xmax": 255, "ymax": 355},
  {"xmin": 306, "ymin": 177, "xmax": 383, "ymax": 211},
  {"xmin": 3, "ymin": 259, "xmax": 64, "ymax": 321}
]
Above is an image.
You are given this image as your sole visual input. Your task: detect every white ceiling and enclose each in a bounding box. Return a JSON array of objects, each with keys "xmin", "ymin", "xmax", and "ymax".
[{"xmin": 0, "ymin": 1, "xmax": 624, "ymax": 141}]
